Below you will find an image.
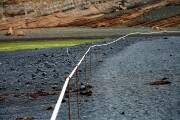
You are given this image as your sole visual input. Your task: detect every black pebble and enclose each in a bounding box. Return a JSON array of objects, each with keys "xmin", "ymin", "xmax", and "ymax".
[
  {"xmin": 62, "ymin": 99, "xmax": 66, "ymax": 103},
  {"xmin": 42, "ymin": 72, "xmax": 47, "ymax": 77},
  {"xmin": 25, "ymin": 82, "xmax": 31, "ymax": 85},
  {"xmin": 121, "ymin": 112, "xmax": 125, "ymax": 115},
  {"xmin": 46, "ymin": 106, "xmax": 53, "ymax": 110},
  {"xmin": 43, "ymin": 54, "xmax": 48, "ymax": 57}
]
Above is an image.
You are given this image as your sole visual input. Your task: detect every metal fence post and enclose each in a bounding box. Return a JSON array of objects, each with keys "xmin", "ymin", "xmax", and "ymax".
[
  {"xmin": 90, "ymin": 48, "xmax": 92, "ymax": 80},
  {"xmin": 76, "ymin": 67, "xmax": 80, "ymax": 119},
  {"xmin": 68, "ymin": 78, "xmax": 72, "ymax": 120},
  {"xmin": 84, "ymin": 54, "xmax": 88, "ymax": 92}
]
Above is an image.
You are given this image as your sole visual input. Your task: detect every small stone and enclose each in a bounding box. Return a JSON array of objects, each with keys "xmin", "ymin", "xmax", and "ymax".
[
  {"xmin": 44, "ymin": 62, "xmax": 54, "ymax": 68},
  {"xmin": 53, "ymin": 74, "xmax": 58, "ymax": 78},
  {"xmin": 98, "ymin": 60, "xmax": 103, "ymax": 62},
  {"xmin": 37, "ymin": 60, "xmax": 42, "ymax": 63},
  {"xmin": 161, "ymin": 77, "xmax": 168, "ymax": 80},
  {"xmin": 16, "ymin": 88, "xmax": 20, "ymax": 91},
  {"xmin": 16, "ymin": 117, "xmax": 35, "ymax": 120},
  {"xmin": 164, "ymin": 37, "xmax": 168, "ymax": 39},
  {"xmin": 86, "ymin": 91, "xmax": 92, "ymax": 96},
  {"xmin": 46, "ymin": 106, "xmax": 53, "ymax": 110},
  {"xmin": 87, "ymin": 84, "xmax": 93, "ymax": 89},
  {"xmin": 42, "ymin": 72, "xmax": 47, "ymax": 77},
  {"xmin": 52, "ymin": 85, "xmax": 58, "ymax": 89},
  {"xmin": 5, "ymin": 27, "xmax": 13, "ymax": 36},
  {"xmin": 13, "ymin": 94, "xmax": 21, "ymax": 97},
  {"xmin": 80, "ymin": 85, "xmax": 86, "ymax": 91},
  {"xmin": 37, "ymin": 69, "xmax": 44, "ymax": 72},
  {"xmin": 43, "ymin": 54, "xmax": 48, "ymax": 57},
  {"xmin": 10, "ymin": 68, "xmax": 14, "ymax": 71},
  {"xmin": 62, "ymin": 99, "xmax": 66, "ymax": 103},
  {"xmin": 121, "ymin": 112, "xmax": 125, "ymax": 115},
  {"xmin": 17, "ymin": 31, "xmax": 25, "ymax": 36},
  {"xmin": 65, "ymin": 93, "xmax": 68, "ymax": 98},
  {"xmin": 64, "ymin": 72, "xmax": 69, "ymax": 75},
  {"xmin": 80, "ymin": 90, "xmax": 92, "ymax": 96},
  {"xmin": 32, "ymin": 77, "xmax": 36, "ymax": 80},
  {"xmin": 113, "ymin": 107, "xmax": 117, "ymax": 110},
  {"xmin": 83, "ymin": 116, "xmax": 88, "ymax": 119},
  {"xmin": 41, "ymin": 83, "xmax": 45, "ymax": 85},
  {"xmin": 25, "ymin": 82, "xmax": 31, "ymax": 85},
  {"xmin": 103, "ymin": 53, "xmax": 107, "ymax": 56},
  {"xmin": 54, "ymin": 83, "xmax": 58, "ymax": 85},
  {"xmin": 0, "ymin": 87, "xmax": 6, "ymax": 90},
  {"xmin": 31, "ymin": 74, "xmax": 36, "ymax": 77}
]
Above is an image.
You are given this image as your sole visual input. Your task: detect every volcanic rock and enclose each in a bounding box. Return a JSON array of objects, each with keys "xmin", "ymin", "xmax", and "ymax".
[
  {"xmin": 17, "ymin": 31, "xmax": 25, "ymax": 36},
  {"xmin": 5, "ymin": 27, "xmax": 13, "ymax": 36}
]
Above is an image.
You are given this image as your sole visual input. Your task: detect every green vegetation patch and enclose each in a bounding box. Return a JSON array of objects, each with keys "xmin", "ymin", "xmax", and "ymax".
[{"xmin": 0, "ymin": 39, "xmax": 107, "ymax": 52}]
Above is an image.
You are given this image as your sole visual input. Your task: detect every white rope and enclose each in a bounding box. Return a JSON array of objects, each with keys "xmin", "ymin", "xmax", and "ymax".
[
  {"xmin": 50, "ymin": 30, "xmax": 180, "ymax": 120},
  {"xmin": 67, "ymin": 47, "xmax": 69, "ymax": 56}
]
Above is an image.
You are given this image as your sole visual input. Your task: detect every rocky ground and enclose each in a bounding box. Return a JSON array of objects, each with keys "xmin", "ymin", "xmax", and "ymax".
[
  {"xmin": 0, "ymin": 33, "xmax": 180, "ymax": 119},
  {"xmin": 80, "ymin": 36, "xmax": 180, "ymax": 120}
]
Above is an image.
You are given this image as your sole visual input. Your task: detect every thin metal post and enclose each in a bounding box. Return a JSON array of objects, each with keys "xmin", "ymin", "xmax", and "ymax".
[
  {"xmin": 68, "ymin": 78, "xmax": 72, "ymax": 120},
  {"xmin": 84, "ymin": 54, "xmax": 88, "ymax": 92},
  {"xmin": 95, "ymin": 48, "xmax": 98, "ymax": 66},
  {"xmin": 76, "ymin": 67, "xmax": 80, "ymax": 119},
  {"xmin": 90, "ymin": 48, "xmax": 92, "ymax": 79}
]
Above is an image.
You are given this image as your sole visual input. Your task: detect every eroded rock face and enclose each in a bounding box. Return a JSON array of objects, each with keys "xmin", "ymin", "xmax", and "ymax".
[
  {"xmin": 0, "ymin": 0, "xmax": 155, "ymax": 17},
  {"xmin": 0, "ymin": 0, "xmax": 179, "ymax": 29}
]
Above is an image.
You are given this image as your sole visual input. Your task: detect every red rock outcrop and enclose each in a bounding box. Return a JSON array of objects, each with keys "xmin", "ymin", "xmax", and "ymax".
[
  {"xmin": 5, "ymin": 27, "xmax": 13, "ymax": 35},
  {"xmin": 17, "ymin": 30, "xmax": 25, "ymax": 36},
  {"xmin": 0, "ymin": 0, "xmax": 179, "ymax": 30}
]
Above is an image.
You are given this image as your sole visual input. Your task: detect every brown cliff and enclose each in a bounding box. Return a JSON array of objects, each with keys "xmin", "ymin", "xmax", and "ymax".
[{"xmin": 0, "ymin": 0, "xmax": 179, "ymax": 30}]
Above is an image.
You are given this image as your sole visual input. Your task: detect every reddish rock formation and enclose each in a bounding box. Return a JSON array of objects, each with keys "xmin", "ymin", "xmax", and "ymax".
[
  {"xmin": 5, "ymin": 27, "xmax": 13, "ymax": 36},
  {"xmin": 17, "ymin": 30, "xmax": 26, "ymax": 36},
  {"xmin": 0, "ymin": 0, "xmax": 179, "ymax": 30},
  {"xmin": 145, "ymin": 14, "xmax": 180, "ymax": 28}
]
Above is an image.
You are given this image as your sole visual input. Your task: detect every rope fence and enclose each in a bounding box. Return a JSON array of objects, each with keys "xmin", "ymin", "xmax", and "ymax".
[{"xmin": 50, "ymin": 30, "xmax": 180, "ymax": 120}]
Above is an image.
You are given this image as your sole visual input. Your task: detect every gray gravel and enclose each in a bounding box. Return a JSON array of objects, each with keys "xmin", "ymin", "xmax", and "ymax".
[
  {"xmin": 80, "ymin": 37, "xmax": 180, "ymax": 120},
  {"xmin": 0, "ymin": 36, "xmax": 180, "ymax": 120}
]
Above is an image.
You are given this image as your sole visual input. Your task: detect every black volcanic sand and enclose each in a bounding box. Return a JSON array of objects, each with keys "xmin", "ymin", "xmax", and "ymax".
[{"xmin": 0, "ymin": 36, "xmax": 179, "ymax": 120}]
